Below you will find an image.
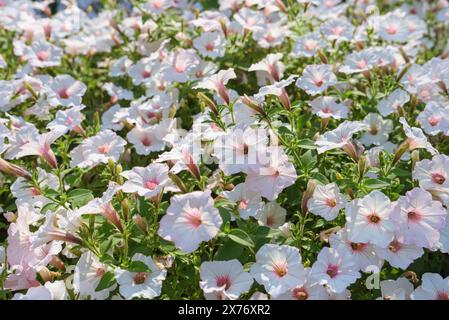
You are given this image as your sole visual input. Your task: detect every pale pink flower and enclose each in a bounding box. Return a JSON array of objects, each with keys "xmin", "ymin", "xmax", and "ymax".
[{"xmin": 158, "ymin": 191, "xmax": 223, "ymax": 253}]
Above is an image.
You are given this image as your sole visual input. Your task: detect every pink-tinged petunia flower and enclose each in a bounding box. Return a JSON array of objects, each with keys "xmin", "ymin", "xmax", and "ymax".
[
  {"xmin": 272, "ymin": 268, "xmax": 329, "ymax": 300},
  {"xmin": 31, "ymin": 208, "xmax": 83, "ymax": 247},
  {"xmin": 411, "ymin": 273, "xmax": 449, "ymax": 300},
  {"xmin": 315, "ymin": 121, "xmax": 366, "ymax": 160},
  {"xmin": 291, "ymin": 32, "xmax": 326, "ymax": 58},
  {"xmin": 115, "ymin": 253, "xmax": 167, "ymax": 300},
  {"xmin": 345, "ymin": 190, "xmax": 396, "ymax": 248},
  {"xmin": 69, "ymin": 130, "xmax": 127, "ymax": 169},
  {"xmin": 213, "ymin": 125, "xmax": 268, "ymax": 175},
  {"xmin": 11, "ymin": 129, "xmax": 63, "ymax": 168},
  {"xmin": 310, "ymin": 96, "xmax": 349, "ymax": 120},
  {"xmin": 158, "ymin": 190, "xmax": 223, "ymax": 253},
  {"xmin": 296, "ymin": 64, "xmax": 338, "ymax": 96},
  {"xmin": 199, "ymin": 259, "xmax": 253, "ymax": 300},
  {"xmin": 397, "ymin": 117, "xmax": 438, "ymax": 157},
  {"xmin": 377, "ymin": 88, "xmax": 410, "ymax": 117},
  {"xmin": 377, "ymin": 12, "xmax": 410, "ymax": 42},
  {"xmin": 374, "ymin": 234, "xmax": 424, "ymax": 270},
  {"xmin": 12, "ymin": 281, "xmax": 68, "ymax": 300},
  {"xmin": 78, "ymin": 182, "xmax": 124, "ymax": 233},
  {"xmin": 377, "ymin": 278, "xmax": 414, "ymax": 300},
  {"xmin": 73, "ymin": 251, "xmax": 113, "ymax": 300},
  {"xmin": 250, "ymin": 244, "xmax": 307, "ymax": 296},
  {"xmin": 46, "ymin": 104, "xmax": 86, "ymax": 136},
  {"xmin": 310, "ymin": 247, "xmax": 361, "ymax": 293},
  {"xmin": 330, "ymin": 228, "xmax": 383, "ymax": 272},
  {"xmin": 256, "ymin": 201, "xmax": 286, "ymax": 229},
  {"xmin": 24, "ymin": 40, "xmax": 62, "ymax": 68},
  {"xmin": 46, "ymin": 74, "xmax": 87, "ymax": 107},
  {"xmin": 11, "ymin": 167, "xmax": 59, "ymax": 209},
  {"xmin": 245, "ymin": 146, "xmax": 297, "ymax": 201},
  {"xmin": 417, "ymin": 102, "xmax": 445, "ymax": 136},
  {"xmin": 359, "ymin": 113, "xmax": 393, "ymax": 147},
  {"xmin": 307, "ymin": 183, "xmax": 346, "ymax": 221},
  {"xmin": 193, "ymin": 31, "xmax": 226, "ymax": 58},
  {"xmin": 221, "ymin": 183, "xmax": 263, "ymax": 220},
  {"xmin": 248, "ymin": 53, "xmax": 285, "ymax": 83},
  {"xmin": 109, "ymin": 56, "xmax": 133, "ymax": 77},
  {"xmin": 255, "ymin": 75, "xmax": 297, "ymax": 110},
  {"xmin": 163, "ymin": 49, "xmax": 200, "ymax": 83},
  {"xmin": 121, "ymin": 163, "xmax": 176, "ymax": 198},
  {"xmin": 194, "ymin": 68, "xmax": 236, "ymax": 105},
  {"xmin": 126, "ymin": 120, "xmax": 174, "ymax": 156},
  {"xmin": 413, "ymin": 154, "xmax": 449, "ymax": 207},
  {"xmin": 391, "ymin": 188, "xmax": 447, "ymax": 249},
  {"xmin": 128, "ymin": 57, "xmax": 161, "ymax": 86},
  {"xmin": 320, "ymin": 18, "xmax": 354, "ymax": 43},
  {"xmin": 253, "ymin": 23, "xmax": 290, "ymax": 49}
]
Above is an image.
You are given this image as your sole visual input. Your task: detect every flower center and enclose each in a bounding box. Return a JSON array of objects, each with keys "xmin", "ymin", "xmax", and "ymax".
[
  {"xmin": 304, "ymin": 40, "xmax": 317, "ymax": 52},
  {"xmin": 313, "ymin": 77, "xmax": 324, "ymax": 87},
  {"xmin": 58, "ymin": 88, "xmax": 69, "ymax": 99},
  {"xmin": 388, "ymin": 240, "xmax": 402, "ymax": 253},
  {"xmin": 142, "ymin": 70, "xmax": 151, "ymax": 78},
  {"xmin": 37, "ymin": 50, "xmax": 49, "ymax": 61},
  {"xmin": 205, "ymin": 43, "xmax": 214, "ymax": 51},
  {"xmin": 331, "ymin": 26, "xmax": 343, "ymax": 36},
  {"xmin": 133, "ymin": 272, "xmax": 148, "ymax": 285},
  {"xmin": 326, "ymin": 264, "xmax": 339, "ymax": 278},
  {"xmin": 141, "ymin": 135, "xmax": 152, "ymax": 147},
  {"xmin": 428, "ymin": 116, "xmax": 440, "ymax": 127},
  {"xmin": 272, "ymin": 261, "xmax": 288, "ymax": 278},
  {"xmin": 97, "ymin": 144, "xmax": 111, "ymax": 154},
  {"xmin": 185, "ymin": 208, "xmax": 202, "ymax": 228},
  {"xmin": 437, "ymin": 292, "xmax": 449, "ymax": 300},
  {"xmin": 386, "ymin": 25, "xmax": 398, "ymax": 35},
  {"xmin": 431, "ymin": 173, "xmax": 446, "ymax": 185},
  {"xmin": 292, "ymin": 287, "xmax": 309, "ymax": 300},
  {"xmin": 350, "ymin": 242, "xmax": 367, "ymax": 252},
  {"xmin": 238, "ymin": 199, "xmax": 249, "ymax": 210},
  {"xmin": 29, "ymin": 186, "xmax": 41, "ymax": 196},
  {"xmin": 144, "ymin": 179, "xmax": 159, "ymax": 190},
  {"xmin": 96, "ymin": 267, "xmax": 106, "ymax": 277},
  {"xmin": 325, "ymin": 198, "xmax": 337, "ymax": 208},
  {"xmin": 368, "ymin": 214, "xmax": 381, "ymax": 224},
  {"xmin": 407, "ymin": 211, "xmax": 421, "ymax": 222},
  {"xmin": 369, "ymin": 126, "xmax": 379, "ymax": 135},
  {"xmin": 266, "ymin": 214, "xmax": 276, "ymax": 227},
  {"xmin": 216, "ymin": 274, "xmax": 232, "ymax": 290},
  {"xmin": 356, "ymin": 60, "xmax": 367, "ymax": 69}
]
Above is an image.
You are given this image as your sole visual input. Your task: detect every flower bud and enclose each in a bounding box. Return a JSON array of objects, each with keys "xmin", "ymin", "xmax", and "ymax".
[
  {"xmin": 168, "ymin": 172, "xmax": 187, "ymax": 193},
  {"xmin": 133, "ymin": 214, "xmax": 148, "ymax": 235},
  {"xmin": 0, "ymin": 158, "xmax": 31, "ymax": 180},
  {"xmin": 197, "ymin": 92, "xmax": 218, "ymax": 114},
  {"xmin": 301, "ymin": 180, "xmax": 317, "ymax": 215}
]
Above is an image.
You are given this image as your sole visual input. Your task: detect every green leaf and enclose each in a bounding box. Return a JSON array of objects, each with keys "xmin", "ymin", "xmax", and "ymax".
[
  {"xmin": 128, "ymin": 260, "xmax": 151, "ymax": 272},
  {"xmin": 67, "ymin": 188, "xmax": 94, "ymax": 207},
  {"xmin": 214, "ymin": 240, "xmax": 244, "ymax": 261},
  {"xmin": 227, "ymin": 229, "xmax": 255, "ymax": 249},
  {"xmin": 297, "ymin": 139, "xmax": 317, "ymax": 149},
  {"xmin": 95, "ymin": 271, "xmax": 115, "ymax": 292},
  {"xmin": 364, "ymin": 178, "xmax": 390, "ymax": 189},
  {"xmin": 41, "ymin": 202, "xmax": 59, "ymax": 214}
]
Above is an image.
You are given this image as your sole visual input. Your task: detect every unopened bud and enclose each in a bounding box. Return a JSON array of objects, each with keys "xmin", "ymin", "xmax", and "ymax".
[
  {"xmin": 122, "ymin": 198, "xmax": 129, "ymax": 222},
  {"xmin": 168, "ymin": 172, "xmax": 187, "ymax": 193},
  {"xmin": 301, "ymin": 180, "xmax": 317, "ymax": 215},
  {"xmin": 411, "ymin": 150, "xmax": 420, "ymax": 170},
  {"xmin": 392, "ymin": 140, "xmax": 410, "ymax": 166},
  {"xmin": 197, "ymin": 92, "xmax": 218, "ymax": 114},
  {"xmin": 358, "ymin": 155, "xmax": 366, "ymax": 180},
  {"xmin": 317, "ymin": 49, "xmax": 328, "ymax": 64},
  {"xmin": 133, "ymin": 214, "xmax": 148, "ymax": 235},
  {"xmin": 49, "ymin": 256, "xmax": 65, "ymax": 270},
  {"xmin": 242, "ymin": 95, "xmax": 265, "ymax": 115},
  {"xmin": 0, "ymin": 158, "xmax": 31, "ymax": 180}
]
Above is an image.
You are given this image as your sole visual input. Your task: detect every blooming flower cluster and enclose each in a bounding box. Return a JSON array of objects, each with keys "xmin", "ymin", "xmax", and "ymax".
[{"xmin": 0, "ymin": 0, "xmax": 449, "ymax": 300}]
